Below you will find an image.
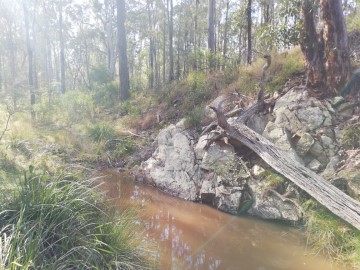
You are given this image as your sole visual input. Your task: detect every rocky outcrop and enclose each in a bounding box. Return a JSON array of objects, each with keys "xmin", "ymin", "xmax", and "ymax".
[
  {"xmin": 322, "ymin": 150, "xmax": 360, "ymax": 199},
  {"xmin": 141, "ymin": 120, "xmax": 200, "ymax": 201},
  {"xmin": 140, "ymin": 87, "xmax": 358, "ymax": 223}
]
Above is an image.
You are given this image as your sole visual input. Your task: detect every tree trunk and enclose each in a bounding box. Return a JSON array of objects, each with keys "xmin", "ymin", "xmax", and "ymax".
[
  {"xmin": 320, "ymin": 0, "xmax": 350, "ymax": 93},
  {"xmin": 23, "ymin": 1, "xmax": 35, "ymax": 119},
  {"xmin": 300, "ymin": 0, "xmax": 326, "ymax": 87},
  {"xmin": 168, "ymin": 0, "xmax": 174, "ymax": 81},
  {"xmin": 222, "ymin": 0, "xmax": 230, "ymax": 69},
  {"xmin": 58, "ymin": 1, "xmax": 66, "ymax": 94},
  {"xmin": 117, "ymin": 0, "xmax": 130, "ymax": 100},
  {"xmin": 176, "ymin": 35, "xmax": 181, "ymax": 79},
  {"xmin": 300, "ymin": 0, "xmax": 350, "ymax": 94},
  {"xmin": 246, "ymin": 0, "xmax": 252, "ymax": 65},
  {"xmin": 162, "ymin": 0, "xmax": 166, "ymax": 84},
  {"xmin": 147, "ymin": 0, "xmax": 155, "ymax": 89},
  {"xmin": 208, "ymin": 0, "xmax": 215, "ymax": 52},
  {"xmin": 193, "ymin": 0, "xmax": 199, "ymax": 71},
  {"xmin": 104, "ymin": 0, "xmax": 117, "ymax": 81}
]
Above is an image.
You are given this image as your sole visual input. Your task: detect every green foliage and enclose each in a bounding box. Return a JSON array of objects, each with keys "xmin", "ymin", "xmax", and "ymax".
[
  {"xmin": 62, "ymin": 91, "xmax": 95, "ymax": 123},
  {"xmin": 342, "ymin": 123, "xmax": 360, "ymax": 149},
  {"xmin": 184, "ymin": 107, "xmax": 204, "ymax": 130},
  {"xmin": 106, "ymin": 138, "xmax": 135, "ymax": 159},
  {"xmin": 90, "ymin": 65, "xmax": 112, "ymax": 85},
  {"xmin": 237, "ymin": 72, "xmax": 258, "ymax": 95},
  {"xmin": 118, "ymin": 100, "xmax": 142, "ymax": 116},
  {"xmin": 0, "ymin": 152, "xmax": 19, "ymax": 176},
  {"xmin": 88, "ymin": 123, "xmax": 116, "ymax": 143},
  {"xmin": 305, "ymin": 202, "xmax": 360, "ymax": 268},
  {"xmin": 237, "ymin": 198, "xmax": 255, "ymax": 214},
  {"xmin": 0, "ymin": 171, "xmax": 149, "ymax": 269},
  {"xmin": 161, "ymin": 71, "xmax": 215, "ymax": 121},
  {"xmin": 266, "ymin": 50, "xmax": 303, "ymax": 93},
  {"xmin": 93, "ymin": 82, "xmax": 119, "ymax": 107},
  {"xmin": 184, "ymin": 72, "xmax": 213, "ymax": 111},
  {"xmin": 187, "ymin": 71, "xmax": 207, "ymax": 91}
]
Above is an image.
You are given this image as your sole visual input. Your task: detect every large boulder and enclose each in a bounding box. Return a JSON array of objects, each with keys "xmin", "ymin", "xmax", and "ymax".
[
  {"xmin": 247, "ymin": 165, "xmax": 303, "ymax": 222},
  {"xmin": 262, "ymin": 90, "xmax": 339, "ymax": 168},
  {"xmin": 141, "ymin": 120, "xmax": 200, "ymax": 201},
  {"xmin": 248, "ymin": 189, "xmax": 303, "ymax": 221},
  {"xmin": 214, "ymin": 186, "xmax": 243, "ymax": 214}
]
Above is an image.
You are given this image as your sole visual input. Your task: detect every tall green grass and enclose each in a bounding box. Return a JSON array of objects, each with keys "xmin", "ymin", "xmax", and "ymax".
[
  {"xmin": 304, "ymin": 201, "xmax": 360, "ymax": 268},
  {"xmin": 0, "ymin": 171, "xmax": 150, "ymax": 269}
]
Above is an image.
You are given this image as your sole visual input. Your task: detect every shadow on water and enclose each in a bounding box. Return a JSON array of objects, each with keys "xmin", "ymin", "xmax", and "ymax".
[{"xmin": 98, "ymin": 169, "xmax": 340, "ymax": 270}]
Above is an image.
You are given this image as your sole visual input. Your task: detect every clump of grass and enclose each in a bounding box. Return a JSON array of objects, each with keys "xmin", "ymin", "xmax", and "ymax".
[
  {"xmin": 107, "ymin": 138, "xmax": 136, "ymax": 159},
  {"xmin": 88, "ymin": 123, "xmax": 116, "ymax": 143},
  {"xmin": 342, "ymin": 123, "xmax": 360, "ymax": 149},
  {"xmin": 304, "ymin": 201, "xmax": 360, "ymax": 268},
  {"xmin": 0, "ymin": 171, "xmax": 150, "ymax": 269},
  {"xmin": 266, "ymin": 48, "xmax": 304, "ymax": 93}
]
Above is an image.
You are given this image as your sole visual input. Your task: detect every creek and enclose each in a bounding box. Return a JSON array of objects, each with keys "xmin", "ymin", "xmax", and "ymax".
[{"xmin": 99, "ymin": 169, "xmax": 339, "ymax": 270}]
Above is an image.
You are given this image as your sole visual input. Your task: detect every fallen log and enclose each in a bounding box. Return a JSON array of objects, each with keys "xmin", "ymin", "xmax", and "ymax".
[{"xmin": 210, "ymin": 106, "xmax": 360, "ymax": 230}]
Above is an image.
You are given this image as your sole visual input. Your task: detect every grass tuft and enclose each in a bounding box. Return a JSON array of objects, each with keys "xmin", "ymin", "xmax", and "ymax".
[
  {"xmin": 304, "ymin": 201, "xmax": 360, "ymax": 268},
  {"xmin": 0, "ymin": 171, "xmax": 150, "ymax": 269}
]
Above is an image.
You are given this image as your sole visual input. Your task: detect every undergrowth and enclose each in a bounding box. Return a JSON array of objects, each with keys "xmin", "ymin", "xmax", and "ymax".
[
  {"xmin": 0, "ymin": 170, "xmax": 150, "ymax": 269},
  {"xmin": 304, "ymin": 200, "xmax": 360, "ymax": 269}
]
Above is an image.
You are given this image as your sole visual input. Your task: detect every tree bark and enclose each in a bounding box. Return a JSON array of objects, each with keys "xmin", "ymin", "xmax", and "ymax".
[
  {"xmin": 117, "ymin": 0, "xmax": 130, "ymax": 100},
  {"xmin": 23, "ymin": 1, "xmax": 35, "ymax": 119},
  {"xmin": 147, "ymin": 0, "xmax": 155, "ymax": 88},
  {"xmin": 208, "ymin": 0, "xmax": 216, "ymax": 52},
  {"xmin": 162, "ymin": 0, "xmax": 166, "ymax": 84},
  {"xmin": 104, "ymin": 0, "xmax": 117, "ymax": 81},
  {"xmin": 320, "ymin": 0, "xmax": 350, "ymax": 93},
  {"xmin": 247, "ymin": 0, "xmax": 252, "ymax": 65},
  {"xmin": 58, "ymin": 0, "xmax": 66, "ymax": 94},
  {"xmin": 168, "ymin": 0, "xmax": 174, "ymax": 81},
  {"xmin": 300, "ymin": 0, "xmax": 350, "ymax": 95},
  {"xmin": 222, "ymin": 0, "xmax": 230, "ymax": 69}
]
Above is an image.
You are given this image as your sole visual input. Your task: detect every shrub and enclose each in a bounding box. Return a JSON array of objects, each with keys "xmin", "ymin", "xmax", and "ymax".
[
  {"xmin": 58, "ymin": 91, "xmax": 95, "ymax": 124},
  {"xmin": 93, "ymin": 82, "xmax": 119, "ymax": 107},
  {"xmin": 106, "ymin": 138, "xmax": 135, "ymax": 159},
  {"xmin": 0, "ymin": 171, "xmax": 150, "ymax": 269},
  {"xmin": 90, "ymin": 65, "xmax": 112, "ymax": 85},
  {"xmin": 184, "ymin": 107, "xmax": 204, "ymax": 130},
  {"xmin": 88, "ymin": 123, "xmax": 116, "ymax": 143}
]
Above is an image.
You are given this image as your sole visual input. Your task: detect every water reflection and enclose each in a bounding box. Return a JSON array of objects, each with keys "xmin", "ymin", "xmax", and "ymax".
[{"xmin": 99, "ymin": 169, "xmax": 339, "ymax": 270}]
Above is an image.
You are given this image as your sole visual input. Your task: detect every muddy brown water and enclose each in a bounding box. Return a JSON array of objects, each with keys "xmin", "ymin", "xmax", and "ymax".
[{"xmin": 99, "ymin": 169, "xmax": 340, "ymax": 270}]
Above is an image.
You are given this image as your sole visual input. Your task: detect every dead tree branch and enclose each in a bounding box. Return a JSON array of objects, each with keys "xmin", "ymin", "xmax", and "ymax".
[{"xmin": 210, "ymin": 106, "xmax": 360, "ymax": 230}]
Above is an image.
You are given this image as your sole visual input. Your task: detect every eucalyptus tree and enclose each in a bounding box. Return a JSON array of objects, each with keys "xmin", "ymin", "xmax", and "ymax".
[
  {"xmin": 168, "ymin": 0, "xmax": 174, "ymax": 81},
  {"xmin": 22, "ymin": 0, "xmax": 36, "ymax": 117},
  {"xmin": 300, "ymin": 0, "xmax": 350, "ymax": 94},
  {"xmin": 246, "ymin": 0, "xmax": 252, "ymax": 64},
  {"xmin": 117, "ymin": 0, "xmax": 130, "ymax": 100}
]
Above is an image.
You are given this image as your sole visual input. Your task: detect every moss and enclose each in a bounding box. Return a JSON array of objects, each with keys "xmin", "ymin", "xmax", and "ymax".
[
  {"xmin": 263, "ymin": 169, "xmax": 286, "ymax": 189},
  {"xmin": 342, "ymin": 123, "xmax": 360, "ymax": 149}
]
